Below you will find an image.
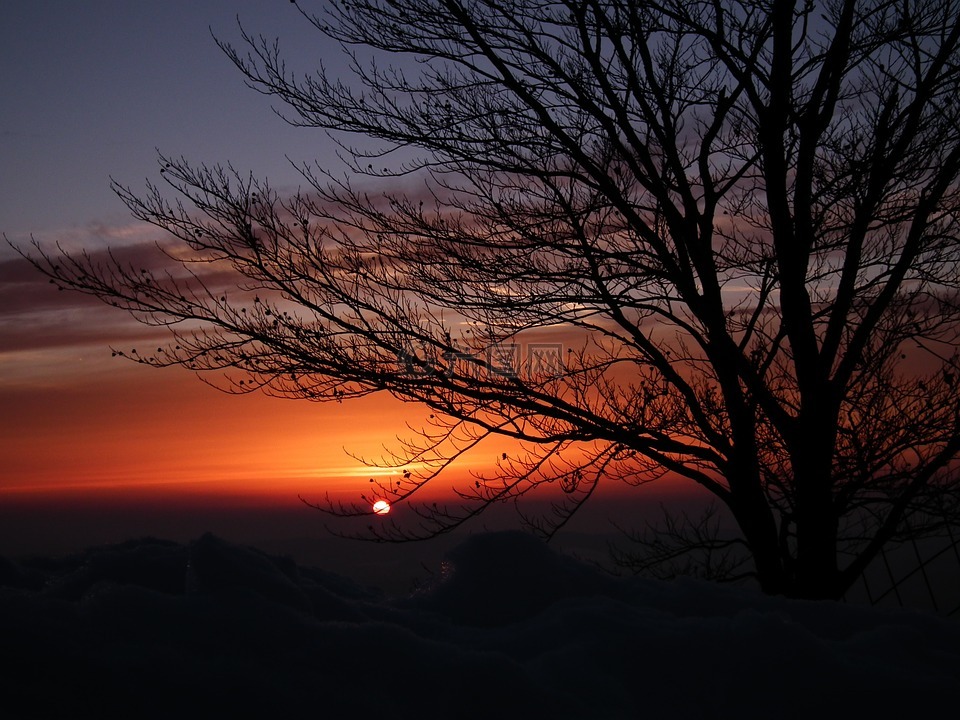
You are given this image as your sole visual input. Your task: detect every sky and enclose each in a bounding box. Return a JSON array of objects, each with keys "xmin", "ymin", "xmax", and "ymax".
[
  {"xmin": 0, "ymin": 1, "xmax": 676, "ymax": 556},
  {"xmin": 0, "ymin": 1, "xmax": 458, "ymax": 546}
]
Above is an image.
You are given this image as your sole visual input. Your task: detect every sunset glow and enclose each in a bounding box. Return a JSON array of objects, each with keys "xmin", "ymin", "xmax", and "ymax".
[
  {"xmin": 0, "ymin": 342, "xmax": 501, "ymax": 501},
  {"xmin": 0, "ymin": 4, "xmax": 702, "ymax": 530}
]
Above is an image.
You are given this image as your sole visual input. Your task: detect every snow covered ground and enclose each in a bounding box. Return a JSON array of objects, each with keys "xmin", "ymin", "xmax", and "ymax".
[{"xmin": 2, "ymin": 530, "xmax": 958, "ymax": 718}]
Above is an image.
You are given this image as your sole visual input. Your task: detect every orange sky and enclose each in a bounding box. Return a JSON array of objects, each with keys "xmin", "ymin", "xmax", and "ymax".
[
  {"xmin": 0, "ymin": 253, "xmax": 564, "ymax": 521},
  {"xmin": 0, "ymin": 246, "xmax": 702, "ymax": 538},
  {"xmin": 0, "ymin": 224, "xmax": 660, "ymax": 512},
  {"xmin": 0, "ymin": 270, "xmax": 701, "ymax": 561},
  {"xmin": 0, "ymin": 314, "xmax": 491, "ymax": 504}
]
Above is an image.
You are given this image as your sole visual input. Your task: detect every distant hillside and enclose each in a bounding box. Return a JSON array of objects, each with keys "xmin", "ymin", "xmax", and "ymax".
[{"xmin": 2, "ymin": 531, "xmax": 958, "ymax": 718}]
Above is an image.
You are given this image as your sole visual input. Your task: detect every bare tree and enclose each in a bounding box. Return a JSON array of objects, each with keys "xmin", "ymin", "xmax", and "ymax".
[{"xmin": 11, "ymin": 0, "xmax": 960, "ymax": 599}]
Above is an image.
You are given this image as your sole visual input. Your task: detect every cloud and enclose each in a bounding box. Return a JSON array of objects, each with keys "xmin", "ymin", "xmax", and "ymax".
[{"xmin": 1, "ymin": 230, "xmax": 249, "ymax": 354}]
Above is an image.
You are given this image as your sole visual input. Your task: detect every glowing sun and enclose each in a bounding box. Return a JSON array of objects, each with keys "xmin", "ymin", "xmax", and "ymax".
[{"xmin": 372, "ymin": 499, "xmax": 391, "ymax": 515}]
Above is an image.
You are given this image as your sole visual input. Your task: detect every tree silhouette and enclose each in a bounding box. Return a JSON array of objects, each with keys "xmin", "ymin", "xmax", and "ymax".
[{"xmin": 11, "ymin": 0, "xmax": 960, "ymax": 599}]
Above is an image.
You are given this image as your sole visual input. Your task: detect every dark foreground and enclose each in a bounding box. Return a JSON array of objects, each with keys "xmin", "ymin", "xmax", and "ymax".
[{"xmin": 2, "ymin": 531, "xmax": 958, "ymax": 719}]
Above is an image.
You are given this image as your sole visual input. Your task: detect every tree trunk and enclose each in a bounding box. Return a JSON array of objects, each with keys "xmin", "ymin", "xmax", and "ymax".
[
  {"xmin": 793, "ymin": 452, "xmax": 841, "ymax": 599},
  {"xmin": 728, "ymin": 477, "xmax": 787, "ymax": 596}
]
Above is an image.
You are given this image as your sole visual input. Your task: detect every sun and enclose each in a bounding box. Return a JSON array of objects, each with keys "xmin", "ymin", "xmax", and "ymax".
[{"xmin": 372, "ymin": 499, "xmax": 391, "ymax": 515}]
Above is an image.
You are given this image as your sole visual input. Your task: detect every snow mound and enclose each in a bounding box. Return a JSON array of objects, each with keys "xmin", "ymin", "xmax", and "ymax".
[
  {"xmin": 1, "ymin": 531, "xmax": 957, "ymax": 718},
  {"xmin": 409, "ymin": 529, "xmax": 619, "ymax": 625}
]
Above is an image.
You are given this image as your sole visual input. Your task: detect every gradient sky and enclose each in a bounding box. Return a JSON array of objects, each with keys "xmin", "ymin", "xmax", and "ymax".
[
  {"xmin": 0, "ymin": 2, "xmax": 468, "ymax": 509},
  {"xmin": 1, "ymin": 2, "xmax": 702, "ymax": 561}
]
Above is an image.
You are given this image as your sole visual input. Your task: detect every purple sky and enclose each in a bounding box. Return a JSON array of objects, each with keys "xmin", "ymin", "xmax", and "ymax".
[{"xmin": 1, "ymin": 1, "xmax": 345, "ymax": 239}]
